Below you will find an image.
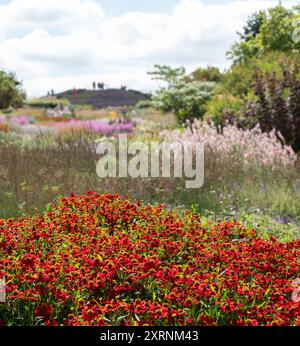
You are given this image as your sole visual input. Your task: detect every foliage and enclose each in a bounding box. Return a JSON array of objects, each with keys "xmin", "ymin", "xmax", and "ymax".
[
  {"xmin": 233, "ymin": 211, "xmax": 300, "ymax": 243},
  {"xmin": 27, "ymin": 98, "xmax": 70, "ymax": 109},
  {"xmin": 238, "ymin": 11, "xmax": 266, "ymax": 42},
  {"xmin": 202, "ymin": 209, "xmax": 299, "ymax": 243},
  {"xmin": 135, "ymin": 99, "xmax": 153, "ymax": 109},
  {"xmin": 243, "ymin": 64, "xmax": 300, "ymax": 150},
  {"xmin": 0, "ymin": 70, "xmax": 25, "ymax": 110},
  {"xmin": 221, "ymin": 51, "xmax": 300, "ymax": 97},
  {"xmin": 204, "ymin": 93, "xmax": 243, "ymax": 126},
  {"xmin": 0, "ymin": 193, "xmax": 299, "ymax": 326},
  {"xmin": 187, "ymin": 66, "xmax": 223, "ymax": 83},
  {"xmin": 152, "ymin": 81, "xmax": 216, "ymax": 123},
  {"xmin": 228, "ymin": 5, "xmax": 300, "ymax": 64},
  {"xmin": 148, "ymin": 64, "xmax": 186, "ymax": 85},
  {"xmin": 148, "ymin": 64, "xmax": 218, "ymax": 123}
]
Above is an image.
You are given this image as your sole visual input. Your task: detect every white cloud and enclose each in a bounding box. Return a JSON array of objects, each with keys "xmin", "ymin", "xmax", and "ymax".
[
  {"xmin": 0, "ymin": 0, "xmax": 297, "ymax": 97},
  {"xmin": 0, "ymin": 0, "xmax": 104, "ymax": 34}
]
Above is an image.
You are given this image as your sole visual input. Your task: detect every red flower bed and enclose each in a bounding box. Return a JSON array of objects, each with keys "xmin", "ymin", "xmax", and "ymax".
[{"xmin": 0, "ymin": 192, "xmax": 299, "ymax": 326}]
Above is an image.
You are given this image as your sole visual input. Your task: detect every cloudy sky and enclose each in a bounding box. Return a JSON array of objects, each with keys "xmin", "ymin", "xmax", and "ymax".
[{"xmin": 0, "ymin": 0, "xmax": 297, "ymax": 97}]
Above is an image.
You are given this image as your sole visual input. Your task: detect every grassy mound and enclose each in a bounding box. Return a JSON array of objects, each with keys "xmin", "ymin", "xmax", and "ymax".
[{"xmin": 55, "ymin": 89, "xmax": 151, "ymax": 109}]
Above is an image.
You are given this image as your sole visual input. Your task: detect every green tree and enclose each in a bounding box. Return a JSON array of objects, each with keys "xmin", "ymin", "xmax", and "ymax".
[
  {"xmin": 147, "ymin": 64, "xmax": 186, "ymax": 86},
  {"xmin": 221, "ymin": 51, "xmax": 300, "ymax": 96},
  {"xmin": 187, "ymin": 66, "xmax": 223, "ymax": 83},
  {"xmin": 0, "ymin": 70, "xmax": 25, "ymax": 109},
  {"xmin": 152, "ymin": 80, "xmax": 216, "ymax": 123},
  {"xmin": 228, "ymin": 5, "xmax": 300, "ymax": 64},
  {"xmin": 239, "ymin": 11, "xmax": 266, "ymax": 42}
]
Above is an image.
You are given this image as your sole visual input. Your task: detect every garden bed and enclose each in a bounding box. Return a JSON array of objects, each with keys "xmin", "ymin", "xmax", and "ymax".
[{"xmin": 0, "ymin": 193, "xmax": 299, "ymax": 326}]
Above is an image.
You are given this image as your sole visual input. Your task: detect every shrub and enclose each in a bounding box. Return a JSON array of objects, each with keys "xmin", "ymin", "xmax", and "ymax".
[
  {"xmin": 187, "ymin": 66, "xmax": 223, "ymax": 83},
  {"xmin": 152, "ymin": 81, "xmax": 216, "ymax": 123},
  {"xmin": 243, "ymin": 64, "xmax": 300, "ymax": 150},
  {"xmin": 27, "ymin": 98, "xmax": 70, "ymax": 109},
  {"xmin": 205, "ymin": 93, "xmax": 243, "ymax": 126},
  {"xmin": 148, "ymin": 64, "xmax": 217, "ymax": 123},
  {"xmin": 135, "ymin": 99, "xmax": 153, "ymax": 109},
  {"xmin": 0, "ymin": 70, "xmax": 25, "ymax": 109},
  {"xmin": 220, "ymin": 51, "xmax": 300, "ymax": 97}
]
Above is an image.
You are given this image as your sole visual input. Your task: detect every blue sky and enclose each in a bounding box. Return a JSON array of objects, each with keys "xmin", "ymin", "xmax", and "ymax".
[
  {"xmin": 100, "ymin": 0, "xmax": 238, "ymax": 16},
  {"xmin": 0, "ymin": 0, "xmax": 296, "ymax": 96},
  {"xmin": 0, "ymin": 0, "xmax": 234, "ymax": 16},
  {"xmin": 100, "ymin": 0, "xmax": 180, "ymax": 16}
]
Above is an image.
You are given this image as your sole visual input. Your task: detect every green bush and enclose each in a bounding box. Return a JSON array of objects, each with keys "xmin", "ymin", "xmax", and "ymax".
[
  {"xmin": 135, "ymin": 99, "xmax": 153, "ymax": 109},
  {"xmin": 187, "ymin": 66, "xmax": 223, "ymax": 83},
  {"xmin": 228, "ymin": 5, "xmax": 300, "ymax": 64},
  {"xmin": 0, "ymin": 70, "xmax": 25, "ymax": 109},
  {"xmin": 152, "ymin": 81, "xmax": 216, "ymax": 123},
  {"xmin": 27, "ymin": 98, "xmax": 70, "ymax": 109},
  {"xmin": 221, "ymin": 51, "xmax": 300, "ymax": 97},
  {"xmin": 205, "ymin": 93, "xmax": 243, "ymax": 125}
]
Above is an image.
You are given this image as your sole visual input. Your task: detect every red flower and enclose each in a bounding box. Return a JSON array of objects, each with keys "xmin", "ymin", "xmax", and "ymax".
[
  {"xmin": 34, "ymin": 303, "xmax": 53, "ymax": 319},
  {"xmin": 0, "ymin": 193, "xmax": 299, "ymax": 326}
]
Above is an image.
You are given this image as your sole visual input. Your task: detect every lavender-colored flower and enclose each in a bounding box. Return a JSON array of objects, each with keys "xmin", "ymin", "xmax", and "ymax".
[{"xmin": 10, "ymin": 116, "xmax": 33, "ymax": 126}]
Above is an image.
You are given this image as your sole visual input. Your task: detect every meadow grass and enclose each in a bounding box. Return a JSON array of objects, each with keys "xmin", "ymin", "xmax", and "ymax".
[{"xmin": 0, "ymin": 130, "xmax": 299, "ymax": 240}]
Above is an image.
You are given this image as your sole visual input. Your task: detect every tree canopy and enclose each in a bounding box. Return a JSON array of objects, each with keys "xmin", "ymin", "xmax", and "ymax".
[
  {"xmin": 227, "ymin": 5, "xmax": 300, "ymax": 64},
  {"xmin": 0, "ymin": 70, "xmax": 25, "ymax": 109}
]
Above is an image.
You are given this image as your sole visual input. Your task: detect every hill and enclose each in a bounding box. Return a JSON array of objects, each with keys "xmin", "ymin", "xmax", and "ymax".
[{"xmin": 55, "ymin": 88, "xmax": 151, "ymax": 109}]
